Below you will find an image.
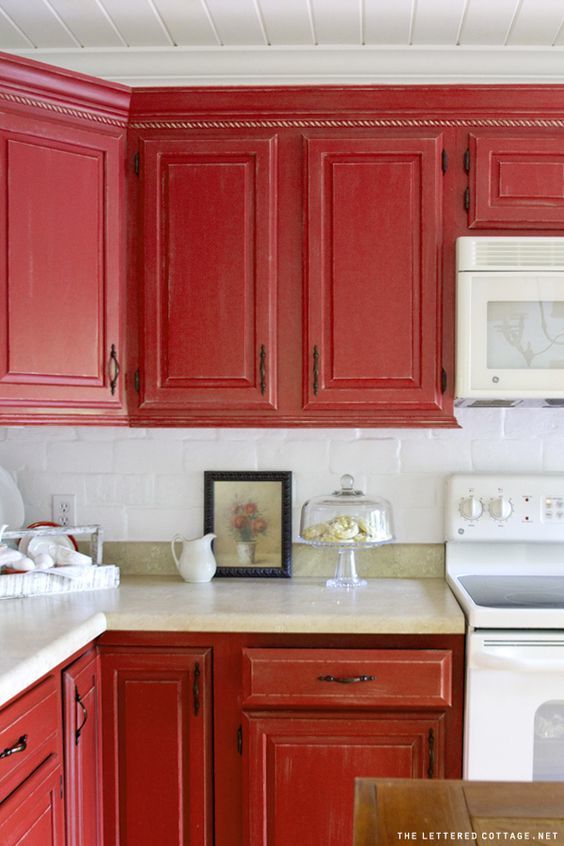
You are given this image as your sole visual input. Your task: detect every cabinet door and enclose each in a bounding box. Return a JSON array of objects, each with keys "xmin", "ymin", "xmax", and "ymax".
[
  {"xmin": 304, "ymin": 132, "xmax": 445, "ymax": 419},
  {"xmin": 138, "ymin": 135, "xmax": 278, "ymax": 417},
  {"xmin": 468, "ymin": 131, "xmax": 564, "ymax": 229},
  {"xmin": 100, "ymin": 648, "xmax": 213, "ymax": 846},
  {"xmin": 0, "ymin": 112, "xmax": 125, "ymax": 414},
  {"xmin": 0, "ymin": 757, "xmax": 64, "ymax": 846},
  {"xmin": 243, "ymin": 712, "xmax": 443, "ymax": 846},
  {"xmin": 63, "ymin": 649, "xmax": 100, "ymax": 846}
]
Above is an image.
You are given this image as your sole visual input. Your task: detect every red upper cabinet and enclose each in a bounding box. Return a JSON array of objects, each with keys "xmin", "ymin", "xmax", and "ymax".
[
  {"xmin": 304, "ymin": 131, "xmax": 447, "ymax": 421},
  {"xmin": 0, "ymin": 114, "xmax": 125, "ymax": 418},
  {"xmin": 467, "ymin": 130, "xmax": 564, "ymax": 229},
  {"xmin": 135, "ymin": 134, "xmax": 278, "ymax": 419}
]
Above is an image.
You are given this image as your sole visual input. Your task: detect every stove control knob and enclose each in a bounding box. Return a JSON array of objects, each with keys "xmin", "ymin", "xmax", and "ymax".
[
  {"xmin": 459, "ymin": 496, "xmax": 483, "ymax": 521},
  {"xmin": 488, "ymin": 496, "xmax": 513, "ymax": 521}
]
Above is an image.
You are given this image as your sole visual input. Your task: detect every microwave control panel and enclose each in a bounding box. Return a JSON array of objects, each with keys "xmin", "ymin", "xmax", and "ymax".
[{"xmin": 445, "ymin": 474, "xmax": 564, "ymax": 541}]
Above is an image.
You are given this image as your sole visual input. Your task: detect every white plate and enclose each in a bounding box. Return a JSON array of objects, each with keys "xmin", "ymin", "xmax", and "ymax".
[
  {"xmin": 0, "ymin": 466, "xmax": 24, "ymax": 530},
  {"xmin": 19, "ymin": 534, "xmax": 75, "ymax": 559}
]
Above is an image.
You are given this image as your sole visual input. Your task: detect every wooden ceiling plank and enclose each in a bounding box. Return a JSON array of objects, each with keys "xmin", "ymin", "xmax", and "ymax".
[
  {"xmin": 203, "ymin": 0, "xmax": 266, "ymax": 45},
  {"xmin": 46, "ymin": 0, "xmax": 126, "ymax": 48},
  {"xmin": 459, "ymin": 0, "xmax": 520, "ymax": 45},
  {"xmin": 412, "ymin": 0, "xmax": 467, "ymax": 45},
  {"xmin": 364, "ymin": 0, "xmax": 413, "ymax": 45},
  {"xmin": 0, "ymin": 0, "xmax": 78, "ymax": 48},
  {"xmin": 310, "ymin": 0, "xmax": 361, "ymax": 45},
  {"xmin": 151, "ymin": 0, "xmax": 220, "ymax": 46},
  {"xmin": 0, "ymin": 6, "xmax": 35, "ymax": 49},
  {"xmin": 98, "ymin": 0, "xmax": 173, "ymax": 47},
  {"xmin": 508, "ymin": 0, "xmax": 564, "ymax": 46},
  {"xmin": 258, "ymin": 0, "xmax": 315, "ymax": 46}
]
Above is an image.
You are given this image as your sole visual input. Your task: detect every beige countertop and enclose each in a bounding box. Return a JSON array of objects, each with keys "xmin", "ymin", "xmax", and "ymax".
[{"xmin": 0, "ymin": 575, "xmax": 465, "ymax": 707}]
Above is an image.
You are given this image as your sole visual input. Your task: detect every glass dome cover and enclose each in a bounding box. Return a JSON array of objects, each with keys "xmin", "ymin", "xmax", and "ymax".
[{"xmin": 300, "ymin": 474, "xmax": 394, "ymax": 547}]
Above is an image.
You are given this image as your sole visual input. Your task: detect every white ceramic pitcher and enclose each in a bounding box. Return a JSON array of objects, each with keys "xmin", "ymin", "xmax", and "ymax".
[{"xmin": 171, "ymin": 533, "xmax": 217, "ymax": 583}]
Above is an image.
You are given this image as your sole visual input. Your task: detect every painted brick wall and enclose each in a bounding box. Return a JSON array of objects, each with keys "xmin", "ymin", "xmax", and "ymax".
[{"xmin": 1, "ymin": 407, "xmax": 563, "ymax": 542}]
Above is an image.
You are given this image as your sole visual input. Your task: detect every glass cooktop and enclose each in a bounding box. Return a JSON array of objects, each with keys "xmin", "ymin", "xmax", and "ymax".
[{"xmin": 459, "ymin": 575, "xmax": 564, "ymax": 609}]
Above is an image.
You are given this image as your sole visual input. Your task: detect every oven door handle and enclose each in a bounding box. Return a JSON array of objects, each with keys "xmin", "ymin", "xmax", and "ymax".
[{"xmin": 471, "ymin": 652, "xmax": 564, "ymax": 672}]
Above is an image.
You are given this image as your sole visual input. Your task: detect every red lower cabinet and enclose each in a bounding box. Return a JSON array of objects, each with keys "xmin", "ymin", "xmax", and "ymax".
[
  {"xmin": 100, "ymin": 648, "xmax": 213, "ymax": 846},
  {"xmin": 244, "ymin": 713, "xmax": 442, "ymax": 846},
  {"xmin": 0, "ymin": 757, "xmax": 64, "ymax": 846},
  {"xmin": 63, "ymin": 649, "xmax": 101, "ymax": 846}
]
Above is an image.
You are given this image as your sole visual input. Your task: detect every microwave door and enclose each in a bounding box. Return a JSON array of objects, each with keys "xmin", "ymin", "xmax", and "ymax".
[{"xmin": 457, "ymin": 272, "xmax": 564, "ymax": 398}]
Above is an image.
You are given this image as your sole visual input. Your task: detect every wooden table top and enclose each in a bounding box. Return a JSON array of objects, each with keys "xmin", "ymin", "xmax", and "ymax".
[{"xmin": 354, "ymin": 779, "xmax": 564, "ymax": 845}]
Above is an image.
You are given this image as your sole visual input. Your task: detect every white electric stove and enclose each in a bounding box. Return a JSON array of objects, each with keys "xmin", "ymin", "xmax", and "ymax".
[{"xmin": 445, "ymin": 474, "xmax": 564, "ymax": 782}]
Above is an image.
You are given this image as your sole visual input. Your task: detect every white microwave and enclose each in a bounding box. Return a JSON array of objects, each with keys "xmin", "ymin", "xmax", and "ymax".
[{"xmin": 456, "ymin": 236, "xmax": 564, "ymax": 406}]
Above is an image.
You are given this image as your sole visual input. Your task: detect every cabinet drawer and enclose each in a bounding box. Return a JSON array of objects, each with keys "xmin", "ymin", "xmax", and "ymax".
[
  {"xmin": 242, "ymin": 648, "xmax": 452, "ymax": 709},
  {"xmin": 0, "ymin": 674, "xmax": 60, "ymax": 800}
]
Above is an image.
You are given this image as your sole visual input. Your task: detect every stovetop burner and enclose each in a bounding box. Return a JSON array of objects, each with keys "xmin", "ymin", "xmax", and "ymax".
[{"xmin": 459, "ymin": 575, "xmax": 564, "ymax": 609}]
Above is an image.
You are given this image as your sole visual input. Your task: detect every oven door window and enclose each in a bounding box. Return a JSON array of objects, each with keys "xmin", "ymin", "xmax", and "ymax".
[{"xmin": 534, "ymin": 701, "xmax": 564, "ymax": 780}]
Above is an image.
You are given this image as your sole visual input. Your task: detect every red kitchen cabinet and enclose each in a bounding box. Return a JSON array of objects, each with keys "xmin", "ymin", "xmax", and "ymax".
[
  {"xmin": 466, "ymin": 130, "xmax": 564, "ymax": 229},
  {"xmin": 63, "ymin": 649, "xmax": 101, "ymax": 846},
  {"xmin": 134, "ymin": 134, "xmax": 279, "ymax": 418},
  {"xmin": 0, "ymin": 673, "xmax": 65, "ymax": 845},
  {"xmin": 100, "ymin": 647, "xmax": 213, "ymax": 846},
  {"xmin": 244, "ymin": 713, "xmax": 442, "ymax": 846},
  {"xmin": 241, "ymin": 647, "xmax": 454, "ymax": 846},
  {"xmin": 0, "ymin": 111, "xmax": 126, "ymax": 419},
  {"xmin": 304, "ymin": 131, "xmax": 447, "ymax": 420}
]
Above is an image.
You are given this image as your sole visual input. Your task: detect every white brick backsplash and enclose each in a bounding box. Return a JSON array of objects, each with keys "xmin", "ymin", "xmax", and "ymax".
[
  {"xmin": 115, "ymin": 440, "xmax": 182, "ymax": 474},
  {"xmin": 127, "ymin": 507, "xmax": 203, "ymax": 542},
  {"xmin": 400, "ymin": 440, "xmax": 472, "ymax": 473},
  {"xmin": 471, "ymin": 439, "xmax": 544, "ymax": 472},
  {"xmin": 155, "ymin": 473, "xmax": 202, "ymax": 507},
  {"xmin": 184, "ymin": 441, "xmax": 257, "ymax": 472},
  {"xmin": 46, "ymin": 441, "xmax": 114, "ymax": 473},
  {"xmin": 258, "ymin": 439, "xmax": 327, "ymax": 470},
  {"xmin": 3, "ymin": 411, "xmax": 564, "ymax": 543},
  {"xmin": 330, "ymin": 439, "xmax": 400, "ymax": 475},
  {"xmin": 84, "ymin": 474, "xmax": 155, "ymax": 507},
  {"xmin": 0, "ymin": 442, "xmax": 47, "ymax": 472}
]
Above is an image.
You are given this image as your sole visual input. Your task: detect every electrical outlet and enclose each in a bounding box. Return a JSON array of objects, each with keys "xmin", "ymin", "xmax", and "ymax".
[{"xmin": 52, "ymin": 494, "xmax": 77, "ymax": 528}]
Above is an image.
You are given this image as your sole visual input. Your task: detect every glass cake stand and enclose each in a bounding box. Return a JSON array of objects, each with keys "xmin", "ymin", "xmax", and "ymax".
[{"xmin": 299, "ymin": 474, "xmax": 394, "ymax": 589}]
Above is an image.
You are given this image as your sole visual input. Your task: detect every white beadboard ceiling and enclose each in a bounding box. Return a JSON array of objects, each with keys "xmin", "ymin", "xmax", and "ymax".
[{"xmin": 3, "ymin": 0, "xmax": 564, "ymax": 85}]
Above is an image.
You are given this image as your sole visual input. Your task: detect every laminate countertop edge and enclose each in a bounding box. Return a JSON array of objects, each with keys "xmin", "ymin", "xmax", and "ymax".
[{"xmin": 0, "ymin": 576, "xmax": 465, "ymax": 707}]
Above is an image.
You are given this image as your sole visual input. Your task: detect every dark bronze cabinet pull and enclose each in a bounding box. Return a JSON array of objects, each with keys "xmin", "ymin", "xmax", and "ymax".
[
  {"xmin": 427, "ymin": 727, "xmax": 435, "ymax": 778},
  {"xmin": 75, "ymin": 687, "xmax": 88, "ymax": 745},
  {"xmin": 109, "ymin": 344, "xmax": 120, "ymax": 396},
  {"xmin": 313, "ymin": 345, "xmax": 319, "ymax": 396},
  {"xmin": 193, "ymin": 662, "xmax": 201, "ymax": 716},
  {"xmin": 0, "ymin": 734, "xmax": 27, "ymax": 759},
  {"xmin": 318, "ymin": 674, "xmax": 376, "ymax": 684},
  {"xmin": 259, "ymin": 345, "xmax": 266, "ymax": 395}
]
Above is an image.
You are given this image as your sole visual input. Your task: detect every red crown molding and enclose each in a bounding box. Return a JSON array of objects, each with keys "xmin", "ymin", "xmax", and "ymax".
[{"xmin": 0, "ymin": 51, "xmax": 131, "ymax": 126}]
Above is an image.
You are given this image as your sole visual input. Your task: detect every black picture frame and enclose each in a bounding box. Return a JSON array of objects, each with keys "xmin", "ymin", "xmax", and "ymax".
[{"xmin": 204, "ymin": 471, "xmax": 292, "ymax": 578}]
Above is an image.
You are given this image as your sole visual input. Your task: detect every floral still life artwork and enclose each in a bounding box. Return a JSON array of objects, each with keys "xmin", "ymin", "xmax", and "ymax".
[{"xmin": 204, "ymin": 471, "xmax": 292, "ymax": 577}]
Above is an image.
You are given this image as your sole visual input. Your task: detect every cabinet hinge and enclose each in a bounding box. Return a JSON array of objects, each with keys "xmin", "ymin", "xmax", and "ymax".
[
  {"xmin": 441, "ymin": 149, "xmax": 448, "ymax": 173},
  {"xmin": 134, "ymin": 368, "xmax": 141, "ymax": 394},
  {"xmin": 463, "ymin": 147, "xmax": 471, "ymax": 173},
  {"xmin": 463, "ymin": 187, "xmax": 470, "ymax": 211},
  {"xmin": 237, "ymin": 725, "xmax": 243, "ymax": 755},
  {"xmin": 133, "ymin": 151, "xmax": 140, "ymax": 176},
  {"xmin": 441, "ymin": 367, "xmax": 448, "ymax": 394},
  {"xmin": 60, "ymin": 774, "xmax": 64, "ymax": 799}
]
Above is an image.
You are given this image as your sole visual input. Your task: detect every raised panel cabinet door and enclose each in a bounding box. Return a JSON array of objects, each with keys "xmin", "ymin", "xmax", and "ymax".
[
  {"xmin": 0, "ymin": 112, "xmax": 125, "ymax": 412},
  {"xmin": 63, "ymin": 649, "xmax": 100, "ymax": 846},
  {"xmin": 243, "ymin": 713, "xmax": 443, "ymax": 846},
  {"xmin": 100, "ymin": 649, "xmax": 213, "ymax": 846},
  {"xmin": 0, "ymin": 758, "xmax": 65, "ymax": 846},
  {"xmin": 304, "ymin": 132, "xmax": 445, "ymax": 418},
  {"xmin": 138, "ymin": 135, "xmax": 278, "ymax": 415},
  {"xmin": 468, "ymin": 131, "xmax": 564, "ymax": 229}
]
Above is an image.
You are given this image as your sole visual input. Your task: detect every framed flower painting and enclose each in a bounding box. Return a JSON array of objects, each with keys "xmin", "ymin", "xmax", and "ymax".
[{"xmin": 203, "ymin": 471, "xmax": 292, "ymax": 577}]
